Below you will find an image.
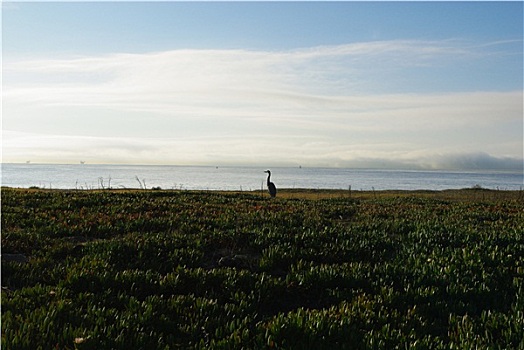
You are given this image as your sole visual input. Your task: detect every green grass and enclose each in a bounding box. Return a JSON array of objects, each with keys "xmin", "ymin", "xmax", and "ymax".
[{"xmin": 2, "ymin": 188, "xmax": 523, "ymax": 349}]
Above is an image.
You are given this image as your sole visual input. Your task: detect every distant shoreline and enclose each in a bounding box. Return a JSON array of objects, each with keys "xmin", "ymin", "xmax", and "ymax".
[{"xmin": 3, "ymin": 162, "xmax": 522, "ymax": 173}]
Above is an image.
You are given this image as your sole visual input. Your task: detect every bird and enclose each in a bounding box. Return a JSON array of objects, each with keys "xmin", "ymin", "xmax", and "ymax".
[{"xmin": 264, "ymin": 170, "xmax": 277, "ymax": 198}]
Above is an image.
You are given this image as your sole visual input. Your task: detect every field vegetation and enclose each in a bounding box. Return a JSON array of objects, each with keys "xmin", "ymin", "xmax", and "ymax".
[{"xmin": 2, "ymin": 187, "xmax": 523, "ymax": 349}]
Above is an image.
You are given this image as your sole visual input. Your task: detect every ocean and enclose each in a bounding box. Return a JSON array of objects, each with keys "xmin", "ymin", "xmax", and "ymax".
[{"xmin": 1, "ymin": 163, "xmax": 522, "ymax": 191}]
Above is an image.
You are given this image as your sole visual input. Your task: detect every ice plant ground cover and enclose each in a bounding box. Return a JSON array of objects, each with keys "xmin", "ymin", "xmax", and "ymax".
[{"xmin": 1, "ymin": 188, "xmax": 523, "ymax": 349}]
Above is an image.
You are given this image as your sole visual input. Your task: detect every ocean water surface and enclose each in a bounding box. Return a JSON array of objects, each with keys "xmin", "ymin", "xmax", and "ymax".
[{"xmin": 1, "ymin": 163, "xmax": 522, "ymax": 191}]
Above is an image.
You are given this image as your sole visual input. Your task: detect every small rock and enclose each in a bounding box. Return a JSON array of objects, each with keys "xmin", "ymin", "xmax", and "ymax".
[{"xmin": 74, "ymin": 337, "xmax": 87, "ymax": 344}]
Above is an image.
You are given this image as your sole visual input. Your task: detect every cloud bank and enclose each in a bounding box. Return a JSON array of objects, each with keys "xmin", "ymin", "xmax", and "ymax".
[{"xmin": 3, "ymin": 40, "xmax": 523, "ymax": 169}]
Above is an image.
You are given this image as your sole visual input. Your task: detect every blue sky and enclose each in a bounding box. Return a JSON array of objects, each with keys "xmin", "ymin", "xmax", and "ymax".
[{"xmin": 2, "ymin": 1, "xmax": 523, "ymax": 169}]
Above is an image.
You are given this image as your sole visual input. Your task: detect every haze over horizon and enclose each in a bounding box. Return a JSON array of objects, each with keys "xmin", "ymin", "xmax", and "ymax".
[{"xmin": 2, "ymin": 2, "xmax": 523, "ymax": 171}]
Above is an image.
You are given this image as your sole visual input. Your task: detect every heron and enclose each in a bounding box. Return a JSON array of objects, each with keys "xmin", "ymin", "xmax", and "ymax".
[{"xmin": 264, "ymin": 170, "xmax": 277, "ymax": 198}]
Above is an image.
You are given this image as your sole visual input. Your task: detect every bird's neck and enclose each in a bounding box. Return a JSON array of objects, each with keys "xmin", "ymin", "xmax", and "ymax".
[{"xmin": 266, "ymin": 172, "xmax": 271, "ymax": 185}]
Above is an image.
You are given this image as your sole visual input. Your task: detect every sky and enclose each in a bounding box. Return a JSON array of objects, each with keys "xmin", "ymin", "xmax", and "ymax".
[{"xmin": 2, "ymin": 1, "xmax": 523, "ymax": 170}]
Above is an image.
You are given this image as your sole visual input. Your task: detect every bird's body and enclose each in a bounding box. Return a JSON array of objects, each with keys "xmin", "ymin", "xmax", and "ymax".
[{"xmin": 264, "ymin": 170, "xmax": 277, "ymax": 197}]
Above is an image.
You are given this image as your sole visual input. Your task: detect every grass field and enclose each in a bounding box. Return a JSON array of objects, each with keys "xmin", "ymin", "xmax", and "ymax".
[{"xmin": 2, "ymin": 187, "xmax": 523, "ymax": 349}]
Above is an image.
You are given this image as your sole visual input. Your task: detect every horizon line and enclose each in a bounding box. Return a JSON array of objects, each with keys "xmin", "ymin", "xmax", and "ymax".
[{"xmin": 3, "ymin": 161, "xmax": 522, "ymax": 173}]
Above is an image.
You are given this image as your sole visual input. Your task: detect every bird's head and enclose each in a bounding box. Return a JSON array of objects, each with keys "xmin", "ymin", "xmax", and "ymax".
[{"xmin": 264, "ymin": 170, "xmax": 271, "ymax": 174}]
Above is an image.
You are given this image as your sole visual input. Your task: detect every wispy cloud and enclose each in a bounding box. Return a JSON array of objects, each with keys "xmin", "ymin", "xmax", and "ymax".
[
  {"xmin": 5, "ymin": 39, "xmax": 518, "ymax": 105},
  {"xmin": 3, "ymin": 39, "xmax": 523, "ymax": 168}
]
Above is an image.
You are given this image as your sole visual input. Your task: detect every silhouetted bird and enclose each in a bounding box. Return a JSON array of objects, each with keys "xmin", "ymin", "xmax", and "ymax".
[{"xmin": 264, "ymin": 170, "xmax": 277, "ymax": 198}]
